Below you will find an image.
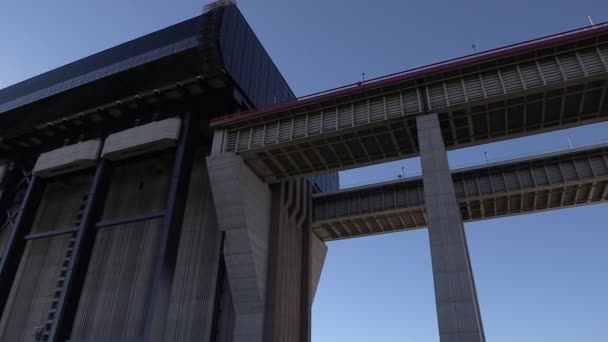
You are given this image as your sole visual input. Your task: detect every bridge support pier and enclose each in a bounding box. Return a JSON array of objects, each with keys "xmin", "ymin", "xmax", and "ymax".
[
  {"xmin": 416, "ymin": 113, "xmax": 485, "ymax": 342},
  {"xmin": 208, "ymin": 153, "xmax": 272, "ymax": 342},
  {"xmin": 208, "ymin": 152, "xmax": 321, "ymax": 342}
]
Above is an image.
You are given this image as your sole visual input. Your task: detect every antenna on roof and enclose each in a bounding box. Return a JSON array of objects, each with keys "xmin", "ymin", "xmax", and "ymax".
[
  {"xmin": 472, "ymin": 43, "xmax": 478, "ymax": 53},
  {"xmin": 587, "ymin": 16, "xmax": 595, "ymax": 26}
]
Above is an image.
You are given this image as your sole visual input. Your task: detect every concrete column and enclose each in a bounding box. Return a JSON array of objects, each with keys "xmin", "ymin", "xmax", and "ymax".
[
  {"xmin": 311, "ymin": 233, "xmax": 327, "ymax": 303},
  {"xmin": 416, "ymin": 113, "xmax": 485, "ymax": 342},
  {"xmin": 207, "ymin": 153, "xmax": 271, "ymax": 342}
]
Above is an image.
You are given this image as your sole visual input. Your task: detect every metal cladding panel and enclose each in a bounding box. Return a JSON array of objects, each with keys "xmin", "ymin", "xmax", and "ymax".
[
  {"xmin": 0, "ymin": 17, "xmax": 203, "ymax": 114},
  {"xmin": 102, "ymin": 118, "xmax": 181, "ymax": 161},
  {"xmin": 33, "ymin": 140, "xmax": 101, "ymax": 178},
  {"xmin": 219, "ymin": 5, "xmax": 295, "ymax": 108}
]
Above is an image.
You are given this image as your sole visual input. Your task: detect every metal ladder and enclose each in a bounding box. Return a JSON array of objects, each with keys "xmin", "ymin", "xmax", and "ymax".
[{"xmin": 38, "ymin": 194, "xmax": 87, "ymax": 342}]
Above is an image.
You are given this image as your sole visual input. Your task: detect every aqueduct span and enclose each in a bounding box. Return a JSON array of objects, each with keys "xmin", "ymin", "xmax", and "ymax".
[{"xmin": 0, "ymin": 1, "xmax": 606, "ymax": 341}]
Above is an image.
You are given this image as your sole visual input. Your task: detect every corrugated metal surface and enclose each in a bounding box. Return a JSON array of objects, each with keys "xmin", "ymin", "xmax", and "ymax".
[
  {"xmin": 219, "ymin": 5, "xmax": 295, "ymax": 108},
  {"xmin": 0, "ymin": 173, "xmax": 91, "ymax": 341},
  {"xmin": 70, "ymin": 155, "xmax": 172, "ymax": 340},
  {"xmin": 162, "ymin": 152, "xmax": 222, "ymax": 342}
]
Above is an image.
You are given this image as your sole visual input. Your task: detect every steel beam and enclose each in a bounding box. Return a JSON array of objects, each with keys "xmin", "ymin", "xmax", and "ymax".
[
  {"xmin": 23, "ymin": 227, "xmax": 79, "ymax": 241},
  {"xmin": 47, "ymin": 161, "xmax": 112, "ymax": 342},
  {"xmin": 210, "ymin": 34, "xmax": 608, "ymax": 182},
  {"xmin": 143, "ymin": 111, "xmax": 197, "ymax": 342},
  {"xmin": 0, "ymin": 175, "xmax": 44, "ymax": 316},
  {"xmin": 95, "ymin": 211, "xmax": 165, "ymax": 229}
]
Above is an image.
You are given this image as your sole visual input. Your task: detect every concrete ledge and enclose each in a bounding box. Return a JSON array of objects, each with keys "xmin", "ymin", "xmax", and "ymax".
[
  {"xmin": 33, "ymin": 140, "xmax": 101, "ymax": 178},
  {"xmin": 101, "ymin": 117, "xmax": 181, "ymax": 160}
]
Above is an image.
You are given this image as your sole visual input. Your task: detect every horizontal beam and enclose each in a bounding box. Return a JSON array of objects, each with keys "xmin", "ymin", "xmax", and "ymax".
[
  {"xmin": 95, "ymin": 211, "xmax": 165, "ymax": 229},
  {"xmin": 313, "ymin": 143, "xmax": 608, "ymax": 240},
  {"xmin": 212, "ymin": 22, "xmax": 608, "ymax": 128},
  {"xmin": 211, "ymin": 32, "xmax": 608, "ymax": 182},
  {"xmin": 23, "ymin": 227, "xmax": 79, "ymax": 241}
]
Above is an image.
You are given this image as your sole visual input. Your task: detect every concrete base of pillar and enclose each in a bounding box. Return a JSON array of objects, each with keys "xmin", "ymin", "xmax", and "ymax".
[
  {"xmin": 208, "ymin": 153, "xmax": 323, "ymax": 342},
  {"xmin": 208, "ymin": 153, "xmax": 271, "ymax": 342}
]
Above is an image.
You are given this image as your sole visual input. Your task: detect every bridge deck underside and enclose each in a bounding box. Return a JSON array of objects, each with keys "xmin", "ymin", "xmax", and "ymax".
[
  {"xmin": 218, "ymin": 36, "xmax": 608, "ymax": 182},
  {"xmin": 312, "ymin": 146, "xmax": 608, "ymax": 240}
]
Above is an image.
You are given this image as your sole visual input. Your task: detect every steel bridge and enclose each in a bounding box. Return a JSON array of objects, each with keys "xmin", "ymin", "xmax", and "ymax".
[
  {"xmin": 0, "ymin": 3, "xmax": 606, "ymax": 341},
  {"xmin": 211, "ymin": 23, "xmax": 608, "ymax": 183},
  {"xmin": 313, "ymin": 143, "xmax": 608, "ymax": 240},
  {"xmin": 208, "ymin": 21, "xmax": 608, "ymax": 342}
]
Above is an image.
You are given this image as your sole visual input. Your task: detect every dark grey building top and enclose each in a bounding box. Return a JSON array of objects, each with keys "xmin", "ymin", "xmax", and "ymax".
[
  {"xmin": 0, "ymin": 17, "xmax": 203, "ymax": 114},
  {"xmin": 0, "ymin": 3, "xmax": 298, "ymax": 116}
]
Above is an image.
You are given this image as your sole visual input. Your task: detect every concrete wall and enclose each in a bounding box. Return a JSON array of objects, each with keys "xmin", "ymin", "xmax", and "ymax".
[
  {"xmin": 0, "ymin": 147, "xmax": 326, "ymax": 342},
  {"xmin": 207, "ymin": 153, "xmax": 272, "ymax": 342},
  {"xmin": 0, "ymin": 172, "xmax": 92, "ymax": 341},
  {"xmin": 162, "ymin": 150, "xmax": 223, "ymax": 342},
  {"xmin": 264, "ymin": 179, "xmax": 318, "ymax": 342},
  {"xmin": 311, "ymin": 233, "xmax": 327, "ymax": 302},
  {"xmin": 71, "ymin": 155, "xmax": 173, "ymax": 340},
  {"xmin": 208, "ymin": 153, "xmax": 325, "ymax": 342}
]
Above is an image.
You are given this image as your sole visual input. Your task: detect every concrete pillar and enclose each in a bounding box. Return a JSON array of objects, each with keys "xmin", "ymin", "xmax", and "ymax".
[
  {"xmin": 207, "ymin": 153, "xmax": 271, "ymax": 342},
  {"xmin": 416, "ymin": 113, "xmax": 485, "ymax": 342},
  {"xmin": 311, "ymin": 233, "xmax": 327, "ymax": 303}
]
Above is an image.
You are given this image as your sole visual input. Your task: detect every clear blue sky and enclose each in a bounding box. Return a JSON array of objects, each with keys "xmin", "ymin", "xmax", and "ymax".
[{"xmin": 1, "ymin": 1, "xmax": 607, "ymax": 341}]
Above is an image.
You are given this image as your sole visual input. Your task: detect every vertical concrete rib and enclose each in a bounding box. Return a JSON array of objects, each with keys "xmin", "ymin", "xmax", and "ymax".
[
  {"xmin": 263, "ymin": 179, "xmax": 316, "ymax": 342},
  {"xmin": 207, "ymin": 153, "xmax": 272, "ymax": 342},
  {"xmin": 416, "ymin": 113, "xmax": 485, "ymax": 342}
]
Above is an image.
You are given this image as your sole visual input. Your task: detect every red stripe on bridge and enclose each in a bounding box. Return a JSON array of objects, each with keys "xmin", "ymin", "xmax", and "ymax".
[{"xmin": 211, "ymin": 21, "xmax": 608, "ymax": 127}]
